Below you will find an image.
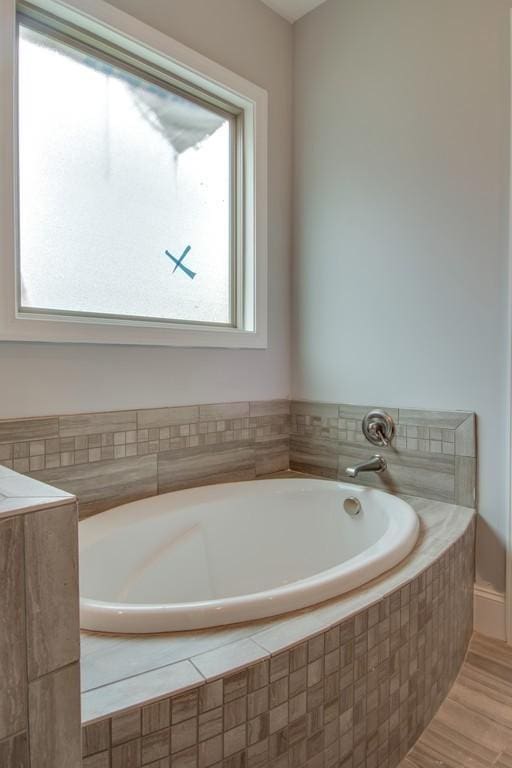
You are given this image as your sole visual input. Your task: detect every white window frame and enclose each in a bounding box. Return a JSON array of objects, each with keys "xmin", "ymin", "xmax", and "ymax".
[{"xmin": 0, "ymin": 0, "xmax": 268, "ymax": 348}]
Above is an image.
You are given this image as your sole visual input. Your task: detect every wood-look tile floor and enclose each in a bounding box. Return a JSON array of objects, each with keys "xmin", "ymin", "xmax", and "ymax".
[{"xmin": 401, "ymin": 633, "xmax": 512, "ymax": 768}]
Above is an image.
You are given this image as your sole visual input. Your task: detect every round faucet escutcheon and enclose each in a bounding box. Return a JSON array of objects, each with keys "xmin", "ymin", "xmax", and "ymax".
[{"xmin": 362, "ymin": 409, "xmax": 395, "ymax": 447}]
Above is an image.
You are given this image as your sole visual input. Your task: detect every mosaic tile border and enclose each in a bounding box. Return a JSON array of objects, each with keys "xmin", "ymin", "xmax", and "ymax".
[
  {"xmin": 0, "ymin": 401, "xmax": 290, "ymax": 518},
  {"xmin": 0, "ymin": 402, "xmax": 289, "ymax": 474},
  {"xmin": 290, "ymin": 402, "xmax": 476, "ymax": 507},
  {"xmin": 81, "ymin": 519, "xmax": 475, "ymax": 768}
]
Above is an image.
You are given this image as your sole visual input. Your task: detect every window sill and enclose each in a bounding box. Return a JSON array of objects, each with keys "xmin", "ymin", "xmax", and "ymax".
[{"xmin": 0, "ymin": 311, "xmax": 267, "ymax": 348}]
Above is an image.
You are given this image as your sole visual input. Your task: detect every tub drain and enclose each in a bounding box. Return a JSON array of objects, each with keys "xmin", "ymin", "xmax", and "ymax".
[{"xmin": 343, "ymin": 497, "xmax": 361, "ymax": 516}]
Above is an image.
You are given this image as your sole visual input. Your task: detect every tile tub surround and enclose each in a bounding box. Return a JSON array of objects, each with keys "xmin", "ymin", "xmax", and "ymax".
[
  {"xmin": 81, "ymin": 494, "xmax": 475, "ymax": 768},
  {"xmin": 0, "ymin": 400, "xmax": 290, "ymax": 518},
  {"xmin": 0, "ymin": 467, "xmax": 81, "ymax": 768},
  {"xmin": 290, "ymin": 402, "xmax": 476, "ymax": 507},
  {"xmin": 0, "ymin": 400, "xmax": 476, "ymax": 517}
]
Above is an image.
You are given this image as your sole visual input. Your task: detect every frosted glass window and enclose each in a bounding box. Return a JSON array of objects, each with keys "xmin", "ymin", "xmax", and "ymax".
[{"xmin": 17, "ymin": 21, "xmax": 235, "ymax": 326}]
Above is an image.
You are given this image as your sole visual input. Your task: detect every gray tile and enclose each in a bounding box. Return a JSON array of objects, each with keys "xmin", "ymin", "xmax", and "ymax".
[
  {"xmin": 269, "ymin": 702, "xmax": 288, "ymax": 734},
  {"xmin": 142, "ymin": 759, "xmax": 170, "ymax": 768},
  {"xmin": 112, "ymin": 708, "xmax": 141, "ymax": 746},
  {"xmin": 338, "ymin": 404, "xmax": 399, "ymax": 422},
  {"xmin": 0, "ymin": 473, "xmax": 73, "ymax": 501},
  {"xmin": 168, "ymin": 406, "xmax": 201, "ymax": 425},
  {"xmin": 158, "ymin": 444, "xmax": 255, "ymax": 494},
  {"xmin": 248, "ymin": 689, "xmax": 269, "ymax": 721},
  {"xmin": 224, "ymin": 724, "xmax": 246, "ymax": 757},
  {"xmin": 82, "ymin": 720, "xmax": 110, "ymax": 757},
  {"xmin": 455, "ymin": 456, "xmax": 476, "ymax": 508},
  {"xmin": 24, "ymin": 503, "xmax": 79, "ymax": 679},
  {"xmin": 137, "ymin": 408, "xmax": 171, "ymax": 429},
  {"xmin": 83, "ymin": 752, "xmax": 110, "ymax": 768},
  {"xmin": 337, "ymin": 447, "xmax": 455, "ymax": 503},
  {"xmin": 143, "ymin": 699, "xmax": 170, "ymax": 734},
  {"xmin": 0, "ymin": 731, "xmax": 28, "ymax": 768},
  {"xmin": 247, "ymin": 662, "xmax": 269, "ymax": 693},
  {"xmin": 253, "ymin": 614, "xmax": 325, "ymax": 656},
  {"xmin": 224, "ymin": 670, "xmax": 248, "ymax": 703},
  {"xmin": 398, "ymin": 409, "xmax": 470, "ymax": 429},
  {"xmin": 112, "ymin": 738, "xmax": 141, "ymax": 768},
  {"xmin": 248, "ymin": 712, "xmax": 268, "ymax": 746},
  {"xmin": 0, "ymin": 494, "xmax": 74, "ymax": 519},
  {"xmin": 198, "ymin": 734, "xmax": 222, "ymax": 767},
  {"xmin": 0, "ymin": 444, "xmax": 13, "ymax": 461},
  {"xmin": 142, "ymin": 727, "xmax": 170, "ymax": 763},
  {"xmin": 138, "ymin": 407, "xmax": 200, "ymax": 429},
  {"xmin": 171, "ymin": 745, "xmax": 197, "ymax": 768},
  {"xmin": 199, "ymin": 403, "xmax": 249, "ymax": 421},
  {"xmin": 290, "ymin": 400, "xmax": 476, "ymax": 504},
  {"xmin": 224, "ymin": 697, "xmax": 246, "ymax": 730},
  {"xmin": 0, "ymin": 516, "xmax": 26, "ymax": 741},
  {"xmin": 291, "ymin": 401, "xmax": 339, "ymax": 419},
  {"xmin": 82, "ymin": 660, "xmax": 204, "ymax": 724},
  {"xmin": 455, "ymin": 415, "xmax": 476, "ymax": 458},
  {"xmin": 81, "ymin": 624, "xmax": 260, "ymax": 693},
  {"xmin": 172, "ymin": 717, "xmax": 197, "ymax": 753},
  {"xmin": 247, "ymin": 738, "xmax": 268, "ymax": 768},
  {"xmin": 199, "ymin": 682, "xmax": 223, "ymax": 714},
  {"xmin": 0, "ymin": 418, "xmax": 58, "ymax": 445},
  {"xmin": 255, "ymin": 438, "xmax": 289, "ymax": 476},
  {"xmin": 192, "ymin": 640, "xmax": 267, "ymax": 681},
  {"xmin": 172, "ymin": 690, "xmax": 198, "ymax": 725},
  {"xmin": 249, "ymin": 401, "xmax": 290, "ymax": 417},
  {"xmin": 29, "ymin": 662, "xmax": 81, "ymax": 768},
  {"xmin": 290, "ymin": 436, "xmax": 338, "ymax": 478},
  {"xmin": 30, "ymin": 454, "xmax": 157, "ymax": 518},
  {"xmin": 199, "ymin": 707, "xmax": 223, "ymax": 742},
  {"xmin": 59, "ymin": 410, "xmax": 136, "ymax": 437}
]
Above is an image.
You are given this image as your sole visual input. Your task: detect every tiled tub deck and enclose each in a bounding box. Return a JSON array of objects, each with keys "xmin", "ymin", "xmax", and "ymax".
[{"xmin": 81, "ymin": 495, "xmax": 475, "ymax": 768}]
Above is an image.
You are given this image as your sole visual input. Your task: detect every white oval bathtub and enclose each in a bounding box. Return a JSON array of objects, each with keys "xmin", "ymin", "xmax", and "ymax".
[{"xmin": 79, "ymin": 479, "xmax": 419, "ymax": 633}]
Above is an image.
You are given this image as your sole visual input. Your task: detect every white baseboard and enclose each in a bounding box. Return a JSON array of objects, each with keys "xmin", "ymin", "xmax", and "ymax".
[{"xmin": 473, "ymin": 586, "xmax": 506, "ymax": 641}]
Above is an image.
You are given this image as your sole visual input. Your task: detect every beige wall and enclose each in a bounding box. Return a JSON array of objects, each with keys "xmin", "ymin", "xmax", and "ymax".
[
  {"xmin": 0, "ymin": 0, "xmax": 292, "ymax": 418},
  {"xmin": 293, "ymin": 0, "xmax": 511, "ymax": 591}
]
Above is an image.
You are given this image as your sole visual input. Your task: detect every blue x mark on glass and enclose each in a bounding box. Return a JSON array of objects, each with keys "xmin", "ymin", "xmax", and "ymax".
[{"xmin": 165, "ymin": 245, "xmax": 196, "ymax": 279}]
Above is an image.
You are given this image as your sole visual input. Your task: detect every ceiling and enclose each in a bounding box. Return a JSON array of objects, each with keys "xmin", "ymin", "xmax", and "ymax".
[{"xmin": 260, "ymin": 0, "xmax": 327, "ymax": 23}]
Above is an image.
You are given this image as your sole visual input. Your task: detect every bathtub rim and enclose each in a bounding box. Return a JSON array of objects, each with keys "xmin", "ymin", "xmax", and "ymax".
[{"xmin": 78, "ymin": 478, "xmax": 420, "ymax": 633}]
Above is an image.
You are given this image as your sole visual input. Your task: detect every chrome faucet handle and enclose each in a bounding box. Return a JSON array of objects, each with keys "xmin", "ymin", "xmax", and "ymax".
[
  {"xmin": 368, "ymin": 423, "xmax": 388, "ymax": 446},
  {"xmin": 362, "ymin": 410, "xmax": 394, "ymax": 447}
]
